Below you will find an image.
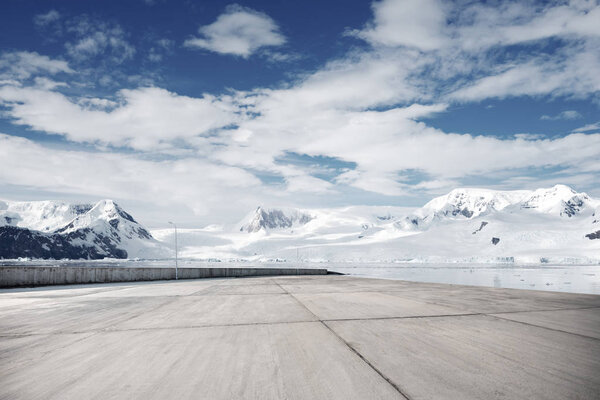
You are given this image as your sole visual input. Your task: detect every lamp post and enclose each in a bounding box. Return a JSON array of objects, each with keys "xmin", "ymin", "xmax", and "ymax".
[{"xmin": 168, "ymin": 221, "xmax": 178, "ymax": 280}]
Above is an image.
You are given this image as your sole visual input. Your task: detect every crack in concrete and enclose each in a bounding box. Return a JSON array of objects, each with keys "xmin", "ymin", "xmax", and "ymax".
[
  {"xmin": 275, "ymin": 282, "xmax": 412, "ymax": 400},
  {"xmin": 490, "ymin": 305, "xmax": 600, "ymax": 314},
  {"xmin": 323, "ymin": 313, "xmax": 481, "ymax": 322},
  {"xmin": 488, "ymin": 314, "xmax": 600, "ymax": 342},
  {"xmin": 321, "ymin": 320, "xmax": 411, "ymax": 400},
  {"xmin": 2, "ymin": 302, "xmax": 598, "ymax": 338}
]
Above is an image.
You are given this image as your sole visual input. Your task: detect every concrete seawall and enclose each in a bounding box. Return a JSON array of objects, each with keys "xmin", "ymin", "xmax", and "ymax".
[{"xmin": 0, "ymin": 266, "xmax": 327, "ymax": 288}]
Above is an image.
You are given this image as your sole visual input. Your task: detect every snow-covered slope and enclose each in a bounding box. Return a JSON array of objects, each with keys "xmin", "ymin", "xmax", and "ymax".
[
  {"xmin": 0, "ymin": 200, "xmax": 92, "ymax": 232},
  {"xmin": 151, "ymin": 185, "xmax": 600, "ymax": 264},
  {"xmin": 0, "ymin": 199, "xmax": 166, "ymax": 259},
  {"xmin": 395, "ymin": 184, "xmax": 597, "ymax": 231}
]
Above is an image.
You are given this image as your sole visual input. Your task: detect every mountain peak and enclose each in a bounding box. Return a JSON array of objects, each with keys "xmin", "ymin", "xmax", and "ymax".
[
  {"xmin": 521, "ymin": 185, "xmax": 594, "ymax": 217},
  {"xmin": 87, "ymin": 199, "xmax": 136, "ymax": 223},
  {"xmin": 56, "ymin": 199, "xmax": 148, "ymax": 239},
  {"xmin": 550, "ymin": 183, "xmax": 576, "ymax": 192},
  {"xmin": 240, "ymin": 206, "xmax": 313, "ymax": 233}
]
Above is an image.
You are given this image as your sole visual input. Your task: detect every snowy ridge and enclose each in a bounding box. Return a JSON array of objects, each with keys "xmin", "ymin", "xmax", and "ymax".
[
  {"xmin": 152, "ymin": 185, "xmax": 600, "ymax": 264},
  {"xmin": 519, "ymin": 185, "xmax": 596, "ymax": 217},
  {"xmin": 0, "ymin": 200, "xmax": 92, "ymax": 232},
  {"xmin": 396, "ymin": 184, "xmax": 599, "ymax": 231}
]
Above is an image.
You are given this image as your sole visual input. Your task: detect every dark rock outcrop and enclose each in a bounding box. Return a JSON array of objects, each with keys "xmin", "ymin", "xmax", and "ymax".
[
  {"xmin": 585, "ymin": 231, "xmax": 600, "ymax": 240},
  {"xmin": 561, "ymin": 197, "xmax": 585, "ymax": 217},
  {"xmin": 472, "ymin": 221, "xmax": 488, "ymax": 234},
  {"xmin": 0, "ymin": 226, "xmax": 127, "ymax": 259}
]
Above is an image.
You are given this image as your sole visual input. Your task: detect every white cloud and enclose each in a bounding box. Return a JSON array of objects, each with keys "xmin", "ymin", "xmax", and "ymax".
[
  {"xmin": 0, "ymin": 79, "xmax": 21, "ymax": 87},
  {"xmin": 449, "ymin": 43, "xmax": 600, "ymax": 102},
  {"xmin": 355, "ymin": 0, "xmax": 448, "ymax": 51},
  {"xmin": 65, "ymin": 17, "xmax": 135, "ymax": 64},
  {"xmin": 246, "ymin": 48, "xmax": 429, "ymax": 112},
  {"xmin": 573, "ymin": 121, "xmax": 600, "ymax": 132},
  {"xmin": 76, "ymin": 97, "xmax": 118, "ymax": 110},
  {"xmin": 285, "ymin": 175, "xmax": 333, "ymax": 194},
  {"xmin": 3, "ymin": 47, "xmax": 600, "ymax": 202},
  {"xmin": 148, "ymin": 38, "xmax": 174, "ymax": 62},
  {"xmin": 33, "ymin": 77, "xmax": 68, "ymax": 90},
  {"xmin": 452, "ymin": 1, "xmax": 600, "ymax": 52},
  {"xmin": 354, "ymin": 0, "xmax": 600, "ymax": 103},
  {"xmin": 540, "ymin": 110, "xmax": 582, "ymax": 120},
  {"xmin": 34, "ymin": 10, "xmax": 61, "ymax": 28},
  {"xmin": 0, "ymin": 134, "xmax": 257, "ymax": 224},
  {"xmin": 513, "ymin": 133, "xmax": 545, "ymax": 141},
  {"xmin": 336, "ymin": 170, "xmax": 408, "ymax": 197},
  {"xmin": 0, "ymin": 85, "xmax": 237, "ymax": 150},
  {"xmin": 357, "ymin": 0, "xmax": 600, "ymax": 52},
  {"xmin": 184, "ymin": 4, "xmax": 286, "ymax": 58},
  {"xmin": 220, "ymin": 97, "xmax": 600, "ymax": 192},
  {"xmin": 0, "ymin": 51, "xmax": 73, "ymax": 81}
]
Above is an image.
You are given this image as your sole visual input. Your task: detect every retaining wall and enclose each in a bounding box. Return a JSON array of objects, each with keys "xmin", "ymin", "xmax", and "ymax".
[{"xmin": 0, "ymin": 266, "xmax": 328, "ymax": 288}]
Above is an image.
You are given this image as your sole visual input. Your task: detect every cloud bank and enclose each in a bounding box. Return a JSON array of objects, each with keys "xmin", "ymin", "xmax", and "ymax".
[{"xmin": 1, "ymin": 0, "xmax": 600, "ymax": 225}]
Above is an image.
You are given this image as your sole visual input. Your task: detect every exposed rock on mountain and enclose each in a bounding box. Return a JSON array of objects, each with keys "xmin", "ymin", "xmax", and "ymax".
[
  {"xmin": 473, "ymin": 221, "xmax": 488, "ymax": 234},
  {"xmin": 586, "ymin": 231, "xmax": 600, "ymax": 240}
]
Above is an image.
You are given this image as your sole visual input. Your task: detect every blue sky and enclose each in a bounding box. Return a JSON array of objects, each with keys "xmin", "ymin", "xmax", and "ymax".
[{"xmin": 1, "ymin": 0, "xmax": 600, "ymax": 227}]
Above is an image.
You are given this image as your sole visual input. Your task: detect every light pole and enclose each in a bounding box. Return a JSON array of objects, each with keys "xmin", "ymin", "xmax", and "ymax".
[{"xmin": 168, "ymin": 221, "xmax": 178, "ymax": 280}]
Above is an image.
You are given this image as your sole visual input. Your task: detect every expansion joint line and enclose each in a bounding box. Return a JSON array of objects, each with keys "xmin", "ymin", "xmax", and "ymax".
[
  {"xmin": 274, "ymin": 282, "xmax": 412, "ymax": 400},
  {"xmin": 487, "ymin": 314, "xmax": 600, "ymax": 342}
]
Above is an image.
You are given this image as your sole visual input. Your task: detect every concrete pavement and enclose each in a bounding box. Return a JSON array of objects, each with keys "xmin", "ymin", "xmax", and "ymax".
[{"xmin": 1, "ymin": 275, "xmax": 599, "ymax": 399}]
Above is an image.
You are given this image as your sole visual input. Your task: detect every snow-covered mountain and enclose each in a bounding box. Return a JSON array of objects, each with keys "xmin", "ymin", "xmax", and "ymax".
[
  {"xmin": 0, "ymin": 199, "xmax": 166, "ymax": 259},
  {"xmin": 396, "ymin": 184, "xmax": 597, "ymax": 231},
  {"xmin": 240, "ymin": 207, "xmax": 313, "ymax": 232},
  {"xmin": 5, "ymin": 185, "xmax": 598, "ymax": 263},
  {"xmin": 152, "ymin": 185, "xmax": 600, "ymax": 264}
]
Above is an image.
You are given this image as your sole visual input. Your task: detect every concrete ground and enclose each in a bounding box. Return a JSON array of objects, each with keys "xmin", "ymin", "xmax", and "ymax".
[{"xmin": 1, "ymin": 275, "xmax": 599, "ymax": 400}]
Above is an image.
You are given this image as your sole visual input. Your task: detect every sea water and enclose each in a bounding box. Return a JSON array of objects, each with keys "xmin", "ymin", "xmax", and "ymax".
[{"xmin": 3, "ymin": 259, "xmax": 600, "ymax": 295}]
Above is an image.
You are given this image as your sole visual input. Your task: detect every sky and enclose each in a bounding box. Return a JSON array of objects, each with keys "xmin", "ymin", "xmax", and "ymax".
[{"xmin": 1, "ymin": 0, "xmax": 599, "ymax": 228}]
